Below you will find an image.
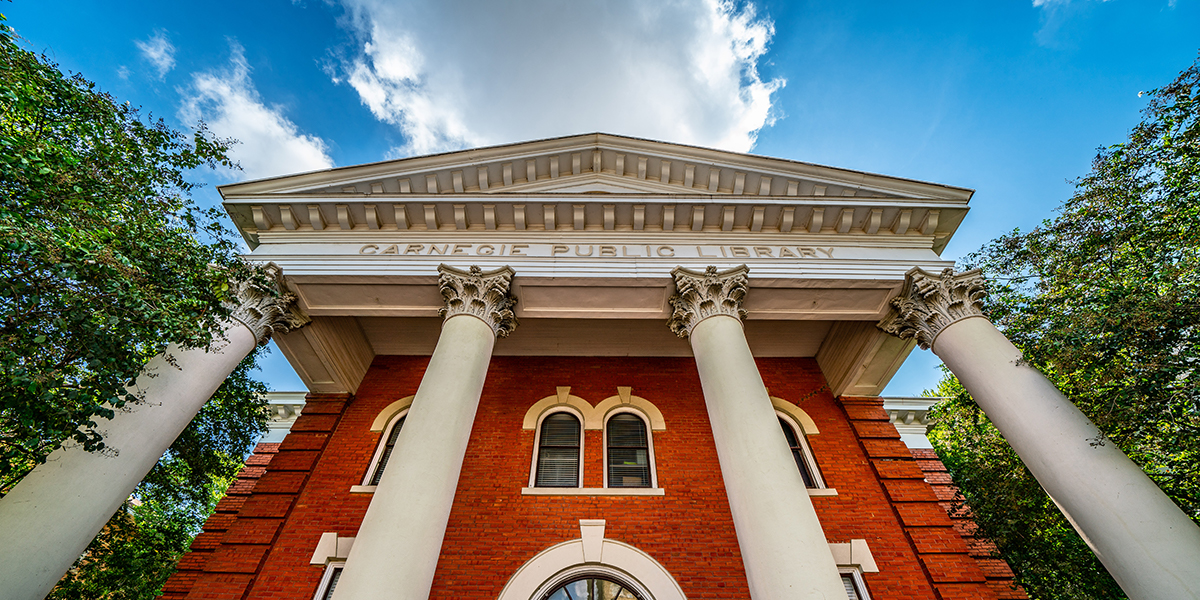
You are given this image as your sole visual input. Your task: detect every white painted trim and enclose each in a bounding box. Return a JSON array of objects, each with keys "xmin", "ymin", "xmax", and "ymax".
[
  {"xmin": 602, "ymin": 408, "xmax": 658, "ymax": 489},
  {"xmin": 592, "ymin": 392, "xmax": 666, "ymax": 431},
  {"xmin": 370, "ymin": 395, "xmax": 415, "ymax": 431},
  {"xmin": 522, "ymin": 390, "xmax": 596, "ymax": 430},
  {"xmin": 807, "ymin": 488, "xmax": 838, "ymax": 497},
  {"xmin": 523, "ymin": 388, "xmax": 668, "ymax": 431},
  {"xmin": 309, "ymin": 532, "xmax": 355, "ymax": 565},
  {"xmin": 529, "ymin": 405, "xmax": 586, "ymax": 488},
  {"xmin": 312, "ymin": 561, "xmax": 344, "ymax": 600},
  {"xmin": 838, "ymin": 568, "xmax": 873, "ymax": 600},
  {"xmin": 770, "ymin": 396, "xmax": 819, "ymax": 434},
  {"xmin": 497, "ymin": 519, "xmax": 687, "ymax": 600},
  {"xmin": 361, "ymin": 408, "xmax": 409, "ymax": 486},
  {"xmin": 521, "ymin": 487, "xmax": 665, "ymax": 496},
  {"xmin": 828, "ymin": 539, "xmax": 879, "ymax": 573},
  {"xmin": 348, "ymin": 485, "xmax": 376, "ymax": 494},
  {"xmin": 776, "ymin": 410, "xmax": 827, "ymax": 489}
]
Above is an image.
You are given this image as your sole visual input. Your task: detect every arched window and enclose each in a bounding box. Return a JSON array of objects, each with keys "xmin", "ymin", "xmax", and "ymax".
[
  {"xmin": 544, "ymin": 575, "xmax": 645, "ymax": 600},
  {"xmin": 606, "ymin": 412, "xmax": 653, "ymax": 488},
  {"xmin": 363, "ymin": 412, "xmax": 407, "ymax": 486},
  {"xmin": 778, "ymin": 415, "xmax": 823, "ymax": 489},
  {"xmin": 535, "ymin": 411, "xmax": 582, "ymax": 487}
]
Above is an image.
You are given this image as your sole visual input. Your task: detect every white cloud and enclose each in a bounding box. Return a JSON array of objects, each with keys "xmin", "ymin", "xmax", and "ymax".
[
  {"xmin": 179, "ymin": 43, "xmax": 334, "ymax": 181},
  {"xmin": 135, "ymin": 30, "xmax": 176, "ymax": 79},
  {"xmin": 331, "ymin": 0, "xmax": 785, "ymax": 156}
]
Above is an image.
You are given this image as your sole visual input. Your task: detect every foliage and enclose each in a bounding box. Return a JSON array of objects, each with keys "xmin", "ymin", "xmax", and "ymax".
[
  {"xmin": 927, "ymin": 54, "xmax": 1200, "ymax": 599},
  {"xmin": 0, "ymin": 14, "xmax": 273, "ymax": 599}
]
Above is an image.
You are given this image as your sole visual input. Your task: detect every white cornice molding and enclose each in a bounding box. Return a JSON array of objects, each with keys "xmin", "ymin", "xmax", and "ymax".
[{"xmin": 218, "ymin": 133, "xmax": 973, "ymax": 201}]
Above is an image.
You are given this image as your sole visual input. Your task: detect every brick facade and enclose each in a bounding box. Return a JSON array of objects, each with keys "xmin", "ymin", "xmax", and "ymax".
[{"xmin": 162, "ymin": 356, "xmax": 1017, "ymax": 600}]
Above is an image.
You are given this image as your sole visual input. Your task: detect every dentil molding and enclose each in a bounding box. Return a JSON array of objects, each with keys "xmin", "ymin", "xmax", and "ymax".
[
  {"xmin": 438, "ymin": 264, "xmax": 519, "ymax": 337},
  {"xmin": 667, "ymin": 264, "xmax": 750, "ymax": 338},
  {"xmin": 877, "ymin": 267, "xmax": 987, "ymax": 350},
  {"xmin": 229, "ymin": 262, "xmax": 311, "ymax": 345}
]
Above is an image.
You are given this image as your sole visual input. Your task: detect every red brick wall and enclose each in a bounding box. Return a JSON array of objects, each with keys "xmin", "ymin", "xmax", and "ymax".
[{"xmin": 163, "ymin": 356, "xmax": 1007, "ymax": 600}]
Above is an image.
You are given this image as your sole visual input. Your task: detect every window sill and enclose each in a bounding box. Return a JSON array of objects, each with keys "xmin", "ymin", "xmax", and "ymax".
[
  {"xmin": 808, "ymin": 488, "xmax": 838, "ymax": 497},
  {"xmin": 349, "ymin": 485, "xmax": 377, "ymax": 494},
  {"xmin": 521, "ymin": 487, "xmax": 665, "ymax": 496}
]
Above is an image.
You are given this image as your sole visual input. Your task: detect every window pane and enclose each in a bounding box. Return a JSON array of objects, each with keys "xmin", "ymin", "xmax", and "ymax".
[
  {"xmin": 607, "ymin": 414, "xmax": 647, "ymax": 447},
  {"xmin": 322, "ymin": 567, "xmax": 343, "ymax": 600},
  {"xmin": 841, "ymin": 574, "xmax": 861, "ymax": 600},
  {"xmin": 370, "ymin": 416, "xmax": 406, "ymax": 486},
  {"xmin": 541, "ymin": 413, "xmax": 581, "ymax": 446},
  {"xmin": 536, "ymin": 413, "xmax": 581, "ymax": 487},
  {"xmin": 544, "ymin": 577, "xmax": 642, "ymax": 600},
  {"xmin": 779, "ymin": 417, "xmax": 800, "ymax": 446},
  {"xmin": 608, "ymin": 448, "xmax": 650, "ymax": 487}
]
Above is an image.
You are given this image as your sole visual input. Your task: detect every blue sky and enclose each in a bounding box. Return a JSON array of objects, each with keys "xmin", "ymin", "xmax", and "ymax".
[{"xmin": 10, "ymin": 0, "xmax": 1199, "ymax": 395}]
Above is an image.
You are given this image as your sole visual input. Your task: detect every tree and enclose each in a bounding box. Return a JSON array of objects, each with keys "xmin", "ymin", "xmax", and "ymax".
[
  {"xmin": 927, "ymin": 54, "xmax": 1200, "ymax": 599},
  {"xmin": 0, "ymin": 15, "xmax": 271, "ymax": 598}
]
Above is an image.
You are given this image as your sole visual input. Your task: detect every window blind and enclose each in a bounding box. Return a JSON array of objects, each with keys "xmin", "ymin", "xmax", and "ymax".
[
  {"xmin": 536, "ymin": 413, "xmax": 581, "ymax": 487},
  {"xmin": 370, "ymin": 415, "xmax": 406, "ymax": 485},
  {"xmin": 607, "ymin": 414, "xmax": 650, "ymax": 488}
]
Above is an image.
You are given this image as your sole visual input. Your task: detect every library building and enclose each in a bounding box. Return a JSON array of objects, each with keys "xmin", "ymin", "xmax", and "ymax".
[{"xmin": 3, "ymin": 134, "xmax": 1197, "ymax": 600}]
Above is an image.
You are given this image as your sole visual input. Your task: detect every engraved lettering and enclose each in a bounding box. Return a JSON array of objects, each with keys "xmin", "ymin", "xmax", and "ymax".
[
  {"xmin": 451, "ymin": 244, "xmax": 470, "ymax": 255},
  {"xmin": 779, "ymin": 247, "xmax": 798, "ymax": 258},
  {"xmin": 575, "ymin": 245, "xmax": 593, "ymax": 256},
  {"xmin": 599, "ymin": 245, "xmax": 617, "ymax": 257},
  {"xmin": 477, "ymin": 244, "xmax": 495, "ymax": 256},
  {"xmin": 816, "ymin": 247, "xmax": 834, "ymax": 258},
  {"xmin": 510, "ymin": 244, "xmax": 528, "ymax": 256},
  {"xmin": 404, "ymin": 244, "xmax": 424, "ymax": 255},
  {"xmin": 552, "ymin": 244, "xmax": 570, "ymax": 256},
  {"xmin": 429, "ymin": 244, "xmax": 449, "ymax": 255},
  {"xmin": 622, "ymin": 245, "xmax": 640, "ymax": 256},
  {"xmin": 698, "ymin": 246, "xmax": 718, "ymax": 257},
  {"xmin": 799, "ymin": 247, "xmax": 818, "ymax": 258},
  {"xmin": 753, "ymin": 247, "xmax": 773, "ymax": 257},
  {"xmin": 359, "ymin": 244, "xmax": 379, "ymax": 255},
  {"xmin": 381, "ymin": 244, "xmax": 399, "ymax": 255},
  {"xmin": 657, "ymin": 246, "xmax": 675, "ymax": 257},
  {"xmin": 729, "ymin": 246, "xmax": 750, "ymax": 258}
]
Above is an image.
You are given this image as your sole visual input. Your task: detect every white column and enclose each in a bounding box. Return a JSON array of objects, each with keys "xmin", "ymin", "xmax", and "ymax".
[
  {"xmin": 333, "ymin": 265, "xmax": 517, "ymax": 600},
  {"xmin": 880, "ymin": 267, "xmax": 1200, "ymax": 600},
  {"xmin": 0, "ymin": 265, "xmax": 308, "ymax": 600},
  {"xmin": 669, "ymin": 266, "xmax": 846, "ymax": 600}
]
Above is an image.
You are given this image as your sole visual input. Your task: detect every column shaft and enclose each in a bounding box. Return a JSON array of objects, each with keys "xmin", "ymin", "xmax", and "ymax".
[
  {"xmin": 0, "ymin": 323, "xmax": 258, "ymax": 600},
  {"xmin": 934, "ymin": 317, "xmax": 1200, "ymax": 599},
  {"xmin": 690, "ymin": 315, "xmax": 846, "ymax": 600},
  {"xmin": 332, "ymin": 314, "xmax": 497, "ymax": 600}
]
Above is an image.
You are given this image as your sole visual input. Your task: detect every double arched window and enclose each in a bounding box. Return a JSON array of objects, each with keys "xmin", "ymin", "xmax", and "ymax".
[
  {"xmin": 534, "ymin": 411, "xmax": 584, "ymax": 487},
  {"xmin": 529, "ymin": 405, "xmax": 659, "ymax": 490},
  {"xmin": 777, "ymin": 413, "xmax": 824, "ymax": 489}
]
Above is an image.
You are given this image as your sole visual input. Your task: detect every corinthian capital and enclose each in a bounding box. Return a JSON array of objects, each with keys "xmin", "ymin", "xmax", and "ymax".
[
  {"xmin": 438, "ymin": 264, "xmax": 518, "ymax": 338},
  {"xmin": 229, "ymin": 262, "xmax": 311, "ymax": 345},
  {"xmin": 667, "ymin": 265, "xmax": 750, "ymax": 338},
  {"xmin": 878, "ymin": 267, "xmax": 988, "ymax": 350}
]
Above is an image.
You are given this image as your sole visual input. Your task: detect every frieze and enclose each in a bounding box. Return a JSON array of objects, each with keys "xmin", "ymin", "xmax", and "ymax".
[{"xmin": 359, "ymin": 243, "xmax": 835, "ymax": 259}]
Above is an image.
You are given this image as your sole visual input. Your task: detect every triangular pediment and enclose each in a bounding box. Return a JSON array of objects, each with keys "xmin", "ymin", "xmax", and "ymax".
[{"xmin": 219, "ymin": 133, "xmax": 972, "ymax": 202}]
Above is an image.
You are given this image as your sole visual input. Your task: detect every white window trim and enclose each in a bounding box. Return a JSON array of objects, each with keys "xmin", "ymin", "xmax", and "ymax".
[
  {"xmin": 528, "ymin": 406, "xmax": 585, "ymax": 488},
  {"xmin": 777, "ymin": 410, "xmax": 826, "ymax": 489},
  {"xmin": 312, "ymin": 561, "xmax": 344, "ymax": 600},
  {"xmin": 839, "ymin": 567, "xmax": 872, "ymax": 600},
  {"xmin": 602, "ymin": 407, "xmax": 658, "ymax": 489},
  {"xmin": 361, "ymin": 408, "xmax": 409, "ymax": 486}
]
